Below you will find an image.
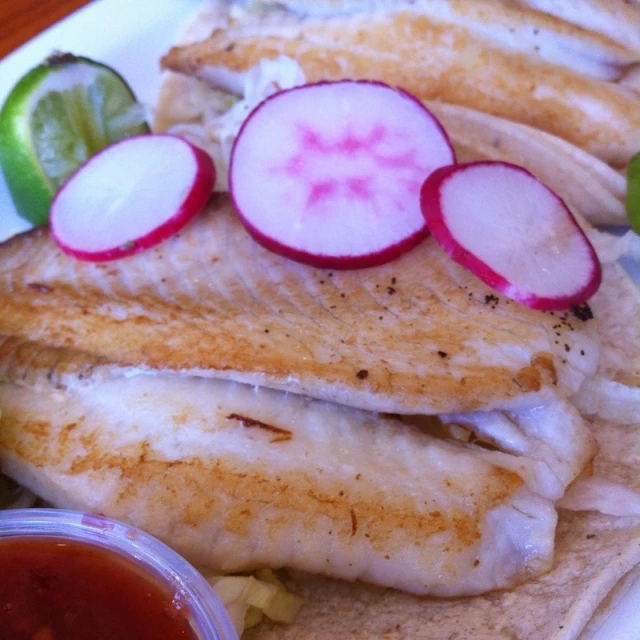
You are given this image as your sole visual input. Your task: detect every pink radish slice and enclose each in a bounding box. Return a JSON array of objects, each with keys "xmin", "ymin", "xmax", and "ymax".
[
  {"xmin": 51, "ymin": 135, "xmax": 215, "ymax": 262},
  {"xmin": 229, "ymin": 81, "xmax": 455, "ymax": 269},
  {"xmin": 420, "ymin": 161, "xmax": 602, "ymax": 311}
]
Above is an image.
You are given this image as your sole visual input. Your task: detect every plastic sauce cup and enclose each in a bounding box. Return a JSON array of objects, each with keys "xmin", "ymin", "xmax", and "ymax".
[{"xmin": 0, "ymin": 508, "xmax": 238, "ymax": 640}]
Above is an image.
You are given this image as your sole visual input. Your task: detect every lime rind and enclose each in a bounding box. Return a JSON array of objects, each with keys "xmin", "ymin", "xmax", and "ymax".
[
  {"xmin": 0, "ymin": 54, "xmax": 149, "ymax": 227},
  {"xmin": 0, "ymin": 65, "xmax": 54, "ymax": 226},
  {"xmin": 626, "ymin": 152, "xmax": 640, "ymax": 236}
]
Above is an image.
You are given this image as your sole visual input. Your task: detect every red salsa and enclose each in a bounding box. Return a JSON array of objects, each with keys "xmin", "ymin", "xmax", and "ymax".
[{"xmin": 0, "ymin": 537, "xmax": 199, "ymax": 640}]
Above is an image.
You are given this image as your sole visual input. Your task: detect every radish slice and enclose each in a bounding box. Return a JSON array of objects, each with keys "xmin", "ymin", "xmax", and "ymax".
[
  {"xmin": 229, "ymin": 81, "xmax": 455, "ymax": 269},
  {"xmin": 420, "ymin": 161, "xmax": 602, "ymax": 311},
  {"xmin": 51, "ymin": 135, "xmax": 215, "ymax": 261}
]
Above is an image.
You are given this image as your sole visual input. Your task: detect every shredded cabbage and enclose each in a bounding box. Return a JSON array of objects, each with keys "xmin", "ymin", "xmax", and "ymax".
[
  {"xmin": 207, "ymin": 569, "xmax": 304, "ymax": 637},
  {"xmin": 168, "ymin": 56, "xmax": 306, "ymax": 191}
]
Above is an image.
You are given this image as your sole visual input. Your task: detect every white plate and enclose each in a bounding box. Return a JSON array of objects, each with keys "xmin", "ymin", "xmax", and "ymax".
[{"xmin": 0, "ymin": 2, "xmax": 638, "ymax": 638}]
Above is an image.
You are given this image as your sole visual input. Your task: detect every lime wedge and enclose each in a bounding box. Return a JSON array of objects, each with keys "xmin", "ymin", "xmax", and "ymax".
[
  {"xmin": 0, "ymin": 52, "xmax": 149, "ymax": 226},
  {"xmin": 626, "ymin": 152, "xmax": 640, "ymax": 235}
]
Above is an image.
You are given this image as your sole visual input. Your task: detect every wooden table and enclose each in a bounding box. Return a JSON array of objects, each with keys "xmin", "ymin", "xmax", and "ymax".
[{"xmin": 0, "ymin": 0, "xmax": 92, "ymax": 59}]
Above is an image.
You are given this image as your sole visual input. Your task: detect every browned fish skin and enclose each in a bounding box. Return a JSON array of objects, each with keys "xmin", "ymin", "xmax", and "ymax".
[{"xmin": 0, "ymin": 198, "xmax": 599, "ymax": 414}]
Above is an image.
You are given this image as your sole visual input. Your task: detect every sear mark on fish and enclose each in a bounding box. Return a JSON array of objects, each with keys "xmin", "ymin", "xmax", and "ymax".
[
  {"xmin": 226, "ymin": 412, "xmax": 293, "ymax": 442},
  {"xmin": 513, "ymin": 353, "xmax": 558, "ymax": 391}
]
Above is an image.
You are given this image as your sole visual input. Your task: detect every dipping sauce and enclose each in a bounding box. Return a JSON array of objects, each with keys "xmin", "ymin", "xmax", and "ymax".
[{"xmin": 0, "ymin": 537, "xmax": 199, "ymax": 640}]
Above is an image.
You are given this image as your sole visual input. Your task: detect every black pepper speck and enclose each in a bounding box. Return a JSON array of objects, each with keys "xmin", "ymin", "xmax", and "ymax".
[{"xmin": 571, "ymin": 303, "xmax": 593, "ymax": 322}]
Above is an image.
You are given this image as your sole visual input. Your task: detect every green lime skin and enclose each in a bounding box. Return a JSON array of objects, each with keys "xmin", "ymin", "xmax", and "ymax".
[
  {"xmin": 626, "ymin": 152, "xmax": 640, "ymax": 236},
  {"xmin": 0, "ymin": 63, "xmax": 52, "ymax": 226},
  {"xmin": 0, "ymin": 53, "xmax": 149, "ymax": 226}
]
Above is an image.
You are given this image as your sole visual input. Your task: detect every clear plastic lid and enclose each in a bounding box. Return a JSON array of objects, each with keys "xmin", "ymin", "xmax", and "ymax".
[{"xmin": 0, "ymin": 508, "xmax": 238, "ymax": 640}]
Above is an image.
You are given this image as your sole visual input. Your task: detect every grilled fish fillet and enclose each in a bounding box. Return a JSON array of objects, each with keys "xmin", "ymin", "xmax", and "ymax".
[
  {"xmin": 234, "ymin": 0, "xmax": 640, "ymax": 78},
  {"xmin": 161, "ymin": 0, "xmax": 640, "ymax": 165},
  {"xmin": 0, "ymin": 197, "xmax": 600, "ymax": 415},
  {"xmin": 252, "ymin": 0, "xmax": 640, "ymax": 57},
  {"xmin": 0, "ymin": 337, "xmax": 596, "ymax": 596}
]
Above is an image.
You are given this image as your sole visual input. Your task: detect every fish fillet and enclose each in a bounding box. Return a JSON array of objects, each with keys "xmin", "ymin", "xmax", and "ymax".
[
  {"xmin": 0, "ymin": 197, "xmax": 600, "ymax": 415},
  {"xmin": 161, "ymin": 0, "xmax": 640, "ymax": 165},
  {"xmin": 249, "ymin": 0, "xmax": 640, "ymax": 62},
  {"xmin": 0, "ymin": 339, "xmax": 596, "ymax": 596},
  {"xmin": 234, "ymin": 0, "xmax": 635, "ymax": 76}
]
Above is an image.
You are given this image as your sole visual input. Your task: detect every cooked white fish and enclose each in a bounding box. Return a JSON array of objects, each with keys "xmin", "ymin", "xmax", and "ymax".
[
  {"xmin": 162, "ymin": 0, "xmax": 640, "ymax": 164},
  {"xmin": 0, "ymin": 346, "xmax": 595, "ymax": 596},
  {"xmin": 237, "ymin": 0, "xmax": 637, "ymax": 80},
  {"xmin": 0, "ymin": 197, "xmax": 601, "ymax": 415}
]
